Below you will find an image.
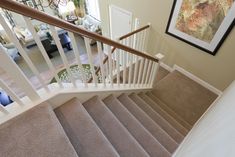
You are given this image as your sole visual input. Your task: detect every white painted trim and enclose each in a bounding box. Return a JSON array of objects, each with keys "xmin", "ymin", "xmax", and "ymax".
[
  {"xmin": 160, "ymin": 62, "xmax": 174, "ymax": 72},
  {"xmin": 159, "ymin": 62, "xmax": 222, "ymax": 96},
  {"xmin": 0, "ymin": 83, "xmax": 152, "ymax": 125},
  {"xmin": 173, "ymin": 65, "xmax": 223, "ymax": 96}
]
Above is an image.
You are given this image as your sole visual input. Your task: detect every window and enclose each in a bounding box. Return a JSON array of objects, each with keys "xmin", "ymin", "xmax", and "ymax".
[{"xmin": 85, "ymin": 0, "xmax": 101, "ymax": 21}]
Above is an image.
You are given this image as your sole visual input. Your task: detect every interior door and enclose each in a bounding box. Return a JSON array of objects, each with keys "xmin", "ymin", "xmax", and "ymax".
[{"xmin": 109, "ymin": 5, "xmax": 132, "ymax": 40}]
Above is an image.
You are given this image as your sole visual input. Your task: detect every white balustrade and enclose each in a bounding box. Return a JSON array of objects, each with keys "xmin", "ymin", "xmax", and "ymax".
[
  {"xmin": 24, "ymin": 17, "xmax": 63, "ymax": 88},
  {"xmin": 68, "ymin": 32, "xmax": 88, "ymax": 87},
  {"xmin": 84, "ymin": 37, "xmax": 98, "ymax": 87},
  {"xmin": 0, "ymin": 7, "xmax": 157, "ymax": 116},
  {"xmin": 0, "ymin": 45, "xmax": 40, "ymax": 101},
  {"xmin": 50, "ymin": 26, "xmax": 77, "ymax": 87},
  {"xmin": 97, "ymin": 42, "xmax": 106, "ymax": 87},
  {"xmin": 107, "ymin": 46, "xmax": 113, "ymax": 86},
  {"xmin": 116, "ymin": 49, "xmax": 121, "ymax": 86},
  {"xmin": 0, "ymin": 14, "xmax": 50, "ymax": 93}
]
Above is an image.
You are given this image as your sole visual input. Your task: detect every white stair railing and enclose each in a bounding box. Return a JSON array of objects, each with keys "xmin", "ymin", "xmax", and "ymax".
[{"xmin": 0, "ymin": 0, "xmax": 162, "ymax": 117}]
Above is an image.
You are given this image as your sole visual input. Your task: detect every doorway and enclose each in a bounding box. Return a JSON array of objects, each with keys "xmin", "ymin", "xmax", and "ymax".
[{"xmin": 109, "ymin": 5, "xmax": 132, "ymax": 40}]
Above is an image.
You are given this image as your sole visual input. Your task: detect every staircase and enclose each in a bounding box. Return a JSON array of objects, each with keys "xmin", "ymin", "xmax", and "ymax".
[
  {"xmin": 54, "ymin": 90, "xmax": 190, "ymax": 157},
  {"xmin": 0, "ymin": 89, "xmax": 190, "ymax": 157},
  {"xmin": 0, "ymin": 1, "xmax": 217, "ymax": 156}
]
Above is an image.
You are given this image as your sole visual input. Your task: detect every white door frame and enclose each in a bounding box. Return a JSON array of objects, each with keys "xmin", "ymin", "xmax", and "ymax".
[{"xmin": 109, "ymin": 5, "xmax": 133, "ymax": 40}]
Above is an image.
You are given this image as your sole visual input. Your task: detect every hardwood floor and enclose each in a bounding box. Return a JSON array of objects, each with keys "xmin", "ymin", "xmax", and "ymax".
[{"xmin": 0, "ymin": 39, "xmax": 100, "ymax": 97}]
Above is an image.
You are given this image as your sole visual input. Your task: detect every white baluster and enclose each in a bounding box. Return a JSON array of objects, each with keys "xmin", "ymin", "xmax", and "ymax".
[
  {"xmin": 84, "ymin": 37, "xmax": 97, "ymax": 86},
  {"xmin": 140, "ymin": 31, "xmax": 145, "ymax": 51},
  {"xmin": 0, "ymin": 46, "xmax": 40, "ymax": 101},
  {"xmin": 141, "ymin": 59, "xmax": 148, "ymax": 87},
  {"xmin": 137, "ymin": 58, "xmax": 144, "ymax": 86},
  {"xmin": 0, "ymin": 79, "xmax": 24, "ymax": 106},
  {"xmin": 135, "ymin": 32, "xmax": 141, "ymax": 51},
  {"xmin": 133, "ymin": 55, "xmax": 139, "ymax": 86},
  {"xmin": 24, "ymin": 17, "xmax": 63, "ymax": 88},
  {"xmin": 116, "ymin": 49, "xmax": 120, "ymax": 86},
  {"xmin": 145, "ymin": 61, "xmax": 153, "ymax": 85},
  {"xmin": 145, "ymin": 24, "xmax": 151, "ymax": 51},
  {"xmin": 97, "ymin": 42, "xmax": 106, "ymax": 87},
  {"xmin": 150, "ymin": 62, "xmax": 158, "ymax": 87},
  {"xmin": 141, "ymin": 29, "xmax": 148, "ymax": 51},
  {"xmin": 127, "ymin": 36, "xmax": 133, "ymax": 86},
  {"xmin": 68, "ymin": 32, "xmax": 88, "ymax": 87},
  {"xmin": 49, "ymin": 26, "xmax": 77, "ymax": 87},
  {"xmin": 122, "ymin": 40, "xmax": 127, "ymax": 85},
  {"xmin": 107, "ymin": 46, "xmax": 113, "ymax": 86},
  {"xmin": 0, "ymin": 14, "xmax": 50, "ymax": 92},
  {"xmin": 112, "ymin": 50, "xmax": 116, "ymax": 84},
  {"xmin": 105, "ymin": 55, "xmax": 109, "ymax": 83},
  {"xmin": 128, "ymin": 53, "xmax": 133, "ymax": 87}
]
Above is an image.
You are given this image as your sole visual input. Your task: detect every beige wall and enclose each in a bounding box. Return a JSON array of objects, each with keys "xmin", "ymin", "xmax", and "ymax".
[{"xmin": 99, "ymin": 0, "xmax": 235, "ymax": 91}]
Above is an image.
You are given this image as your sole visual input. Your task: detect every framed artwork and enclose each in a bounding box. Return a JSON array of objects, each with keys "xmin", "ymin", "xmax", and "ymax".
[{"xmin": 166, "ymin": 0, "xmax": 235, "ymax": 55}]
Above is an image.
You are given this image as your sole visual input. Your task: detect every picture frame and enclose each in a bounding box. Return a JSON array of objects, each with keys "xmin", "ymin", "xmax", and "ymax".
[{"xmin": 166, "ymin": 0, "xmax": 235, "ymax": 55}]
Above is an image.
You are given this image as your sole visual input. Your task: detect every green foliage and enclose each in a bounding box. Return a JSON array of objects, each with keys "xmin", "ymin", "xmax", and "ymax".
[{"xmin": 73, "ymin": 0, "xmax": 80, "ymax": 7}]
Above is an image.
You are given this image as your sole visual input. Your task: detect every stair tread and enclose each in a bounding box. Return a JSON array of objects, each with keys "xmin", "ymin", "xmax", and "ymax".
[
  {"xmin": 0, "ymin": 103, "xmax": 78, "ymax": 157},
  {"xmin": 103, "ymin": 94, "xmax": 171, "ymax": 157},
  {"xmin": 131, "ymin": 93, "xmax": 184, "ymax": 144},
  {"xmin": 143, "ymin": 92, "xmax": 188, "ymax": 135},
  {"xmin": 54, "ymin": 98, "xmax": 119, "ymax": 157},
  {"xmin": 118, "ymin": 93, "xmax": 178, "ymax": 153},
  {"xmin": 83, "ymin": 96, "xmax": 149, "ymax": 157},
  {"xmin": 147, "ymin": 92, "xmax": 192, "ymax": 130}
]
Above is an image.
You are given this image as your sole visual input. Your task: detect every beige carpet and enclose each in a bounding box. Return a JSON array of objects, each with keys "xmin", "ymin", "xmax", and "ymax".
[
  {"xmin": 0, "ymin": 103, "xmax": 78, "ymax": 157},
  {"xmin": 155, "ymin": 66, "xmax": 170, "ymax": 84},
  {"xmin": 152, "ymin": 70, "xmax": 218, "ymax": 125}
]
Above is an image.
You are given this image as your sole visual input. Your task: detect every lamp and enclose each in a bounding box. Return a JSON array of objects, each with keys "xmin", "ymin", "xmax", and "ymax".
[{"xmin": 66, "ymin": 1, "xmax": 76, "ymax": 12}]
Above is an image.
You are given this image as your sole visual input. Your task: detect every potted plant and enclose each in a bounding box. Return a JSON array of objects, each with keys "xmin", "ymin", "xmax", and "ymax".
[{"xmin": 73, "ymin": 0, "xmax": 85, "ymax": 17}]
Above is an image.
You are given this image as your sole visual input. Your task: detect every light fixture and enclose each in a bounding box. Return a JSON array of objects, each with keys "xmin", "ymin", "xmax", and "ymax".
[{"xmin": 66, "ymin": 1, "xmax": 76, "ymax": 12}]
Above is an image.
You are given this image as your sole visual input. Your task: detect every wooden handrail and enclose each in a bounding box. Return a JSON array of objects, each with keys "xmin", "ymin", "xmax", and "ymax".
[
  {"xmin": 88, "ymin": 25, "xmax": 150, "ymax": 83},
  {"xmin": 119, "ymin": 25, "xmax": 150, "ymax": 40},
  {"xmin": 0, "ymin": 0, "xmax": 158, "ymax": 63}
]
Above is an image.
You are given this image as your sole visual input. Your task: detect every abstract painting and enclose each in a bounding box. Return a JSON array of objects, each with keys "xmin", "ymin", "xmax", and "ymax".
[{"xmin": 166, "ymin": 0, "xmax": 235, "ymax": 55}]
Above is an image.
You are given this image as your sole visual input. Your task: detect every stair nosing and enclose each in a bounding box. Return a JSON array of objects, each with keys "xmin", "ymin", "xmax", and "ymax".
[
  {"xmin": 118, "ymin": 93, "xmax": 179, "ymax": 153},
  {"xmin": 55, "ymin": 98, "xmax": 120, "ymax": 157},
  {"xmin": 83, "ymin": 96, "xmax": 150, "ymax": 157},
  {"xmin": 147, "ymin": 92, "xmax": 192, "ymax": 129},
  {"xmin": 128, "ymin": 93, "xmax": 180, "ymax": 144},
  {"xmin": 103, "ymin": 94, "xmax": 171, "ymax": 156},
  {"xmin": 135, "ymin": 93, "xmax": 185, "ymax": 143},
  {"xmin": 144, "ymin": 93, "xmax": 189, "ymax": 135}
]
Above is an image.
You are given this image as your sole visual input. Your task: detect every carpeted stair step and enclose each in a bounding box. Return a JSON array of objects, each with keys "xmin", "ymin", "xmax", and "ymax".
[
  {"xmin": 54, "ymin": 98, "xmax": 119, "ymax": 157},
  {"xmin": 142, "ymin": 92, "xmax": 188, "ymax": 136},
  {"xmin": 146, "ymin": 92, "xmax": 192, "ymax": 130},
  {"xmin": 103, "ymin": 95, "xmax": 171, "ymax": 157},
  {"xmin": 0, "ymin": 103, "xmax": 78, "ymax": 157},
  {"xmin": 118, "ymin": 93, "xmax": 178, "ymax": 153},
  {"xmin": 83, "ymin": 96, "xmax": 149, "ymax": 157},
  {"xmin": 130, "ymin": 93, "xmax": 184, "ymax": 144}
]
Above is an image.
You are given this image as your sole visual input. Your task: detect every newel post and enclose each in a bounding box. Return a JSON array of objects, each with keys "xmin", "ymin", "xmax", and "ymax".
[{"xmin": 150, "ymin": 53, "xmax": 164, "ymax": 87}]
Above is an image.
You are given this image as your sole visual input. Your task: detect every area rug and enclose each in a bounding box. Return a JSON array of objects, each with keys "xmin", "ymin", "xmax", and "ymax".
[{"xmin": 50, "ymin": 64, "xmax": 102, "ymax": 84}]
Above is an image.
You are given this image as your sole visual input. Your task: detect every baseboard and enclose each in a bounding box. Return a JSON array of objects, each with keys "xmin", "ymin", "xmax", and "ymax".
[
  {"xmin": 160, "ymin": 62, "xmax": 174, "ymax": 72},
  {"xmin": 173, "ymin": 65, "xmax": 223, "ymax": 96},
  {"xmin": 159, "ymin": 62, "xmax": 222, "ymax": 96}
]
